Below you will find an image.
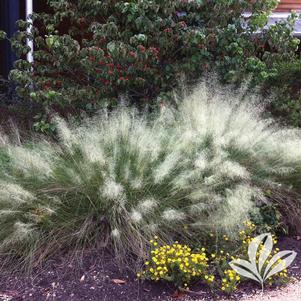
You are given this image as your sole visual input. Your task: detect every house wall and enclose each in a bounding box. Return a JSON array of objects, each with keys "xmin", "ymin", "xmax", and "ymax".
[{"xmin": 276, "ymin": 0, "xmax": 301, "ymax": 11}]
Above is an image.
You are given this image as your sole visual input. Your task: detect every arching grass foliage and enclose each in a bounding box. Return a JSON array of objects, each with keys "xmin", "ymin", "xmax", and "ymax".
[{"xmin": 0, "ymin": 84, "xmax": 301, "ymax": 270}]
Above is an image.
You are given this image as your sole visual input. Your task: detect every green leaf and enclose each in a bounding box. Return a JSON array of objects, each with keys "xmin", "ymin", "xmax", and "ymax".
[
  {"xmin": 45, "ymin": 35, "xmax": 55, "ymax": 48},
  {"xmin": 107, "ymin": 41, "xmax": 117, "ymax": 53},
  {"xmin": 0, "ymin": 31, "xmax": 7, "ymax": 40}
]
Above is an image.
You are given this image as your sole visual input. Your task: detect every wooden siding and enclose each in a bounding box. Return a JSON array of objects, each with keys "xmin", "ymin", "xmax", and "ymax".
[{"xmin": 275, "ymin": 0, "xmax": 301, "ymax": 11}]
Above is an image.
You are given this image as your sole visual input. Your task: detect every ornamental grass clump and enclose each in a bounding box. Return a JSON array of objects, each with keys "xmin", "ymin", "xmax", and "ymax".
[{"xmin": 0, "ymin": 84, "xmax": 301, "ymax": 269}]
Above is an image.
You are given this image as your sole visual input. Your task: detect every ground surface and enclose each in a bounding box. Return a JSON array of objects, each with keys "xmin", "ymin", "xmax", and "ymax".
[{"xmin": 0, "ymin": 237, "xmax": 300, "ymax": 301}]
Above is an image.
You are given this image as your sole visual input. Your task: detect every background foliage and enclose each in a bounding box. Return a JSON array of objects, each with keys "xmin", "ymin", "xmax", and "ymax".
[
  {"xmin": 264, "ymin": 58, "xmax": 301, "ymax": 127},
  {"xmin": 2, "ymin": 0, "xmax": 301, "ymax": 130}
]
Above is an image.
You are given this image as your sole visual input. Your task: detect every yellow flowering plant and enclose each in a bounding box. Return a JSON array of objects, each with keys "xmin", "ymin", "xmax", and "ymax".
[
  {"xmin": 229, "ymin": 222, "xmax": 290, "ymax": 292},
  {"xmin": 138, "ymin": 238, "xmax": 212, "ymax": 290},
  {"xmin": 139, "ymin": 221, "xmax": 292, "ymax": 294},
  {"xmin": 208, "ymin": 248, "xmax": 240, "ymax": 293},
  {"xmin": 221, "ymin": 269, "xmax": 241, "ymax": 293}
]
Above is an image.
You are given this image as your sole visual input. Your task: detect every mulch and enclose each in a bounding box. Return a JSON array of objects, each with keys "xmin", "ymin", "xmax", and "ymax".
[{"xmin": 0, "ymin": 237, "xmax": 300, "ymax": 301}]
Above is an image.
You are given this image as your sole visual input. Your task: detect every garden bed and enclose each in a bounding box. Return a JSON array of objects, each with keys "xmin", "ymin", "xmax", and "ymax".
[
  {"xmin": 0, "ymin": 1, "xmax": 301, "ymax": 300},
  {"xmin": 0, "ymin": 236, "xmax": 300, "ymax": 301}
]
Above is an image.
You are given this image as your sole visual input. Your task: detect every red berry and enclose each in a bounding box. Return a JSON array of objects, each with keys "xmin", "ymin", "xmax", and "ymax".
[
  {"xmin": 129, "ymin": 51, "xmax": 137, "ymax": 57},
  {"xmin": 138, "ymin": 45, "xmax": 146, "ymax": 53}
]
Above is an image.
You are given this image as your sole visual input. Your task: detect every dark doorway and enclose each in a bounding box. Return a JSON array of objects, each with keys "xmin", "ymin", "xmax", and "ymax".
[
  {"xmin": 0, "ymin": 0, "xmax": 25, "ymax": 78},
  {"xmin": 0, "ymin": 0, "xmax": 49, "ymax": 78}
]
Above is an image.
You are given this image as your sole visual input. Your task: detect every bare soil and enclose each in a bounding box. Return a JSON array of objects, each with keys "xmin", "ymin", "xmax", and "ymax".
[{"xmin": 0, "ymin": 237, "xmax": 300, "ymax": 301}]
